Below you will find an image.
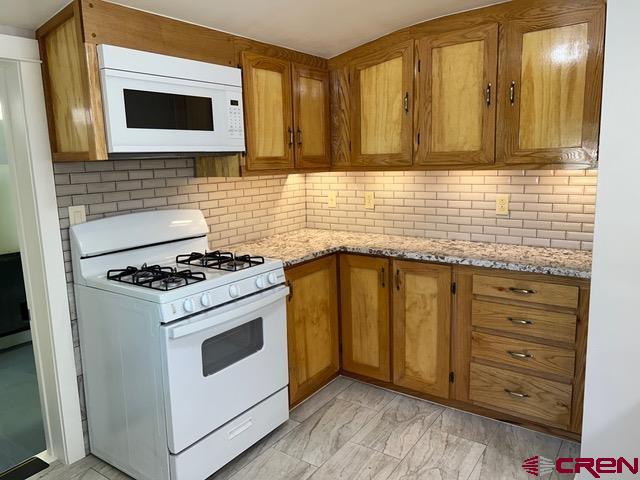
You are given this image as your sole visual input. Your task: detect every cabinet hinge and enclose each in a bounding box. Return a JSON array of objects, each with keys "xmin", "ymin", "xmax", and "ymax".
[
  {"xmin": 239, "ymin": 153, "xmax": 247, "ymax": 167},
  {"xmin": 451, "ymin": 282, "xmax": 457, "ymax": 295},
  {"xmin": 449, "ymin": 372, "xmax": 455, "ymax": 383}
]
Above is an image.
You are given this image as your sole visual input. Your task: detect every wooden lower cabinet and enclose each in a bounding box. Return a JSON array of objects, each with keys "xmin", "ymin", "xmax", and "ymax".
[
  {"xmin": 285, "ymin": 256, "xmax": 340, "ymax": 406},
  {"xmin": 392, "ymin": 260, "xmax": 452, "ymax": 398},
  {"xmin": 285, "ymin": 254, "xmax": 588, "ymax": 440},
  {"xmin": 339, "ymin": 255, "xmax": 391, "ymax": 381}
]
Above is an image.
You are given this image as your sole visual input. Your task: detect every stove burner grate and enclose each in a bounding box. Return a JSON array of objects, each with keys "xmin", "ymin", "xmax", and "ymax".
[
  {"xmin": 176, "ymin": 251, "xmax": 265, "ymax": 271},
  {"xmin": 107, "ymin": 263, "xmax": 205, "ymax": 291}
]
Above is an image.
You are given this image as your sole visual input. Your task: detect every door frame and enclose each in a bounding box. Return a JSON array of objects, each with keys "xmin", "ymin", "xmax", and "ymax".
[{"xmin": 0, "ymin": 33, "xmax": 85, "ymax": 465}]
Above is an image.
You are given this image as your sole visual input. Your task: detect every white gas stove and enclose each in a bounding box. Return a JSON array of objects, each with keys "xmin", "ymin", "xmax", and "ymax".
[{"xmin": 70, "ymin": 210, "xmax": 289, "ymax": 480}]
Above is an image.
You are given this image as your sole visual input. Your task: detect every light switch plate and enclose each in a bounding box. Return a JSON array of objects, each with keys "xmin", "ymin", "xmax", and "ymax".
[
  {"xmin": 327, "ymin": 191, "xmax": 337, "ymax": 208},
  {"xmin": 495, "ymin": 194, "xmax": 509, "ymax": 215},
  {"xmin": 364, "ymin": 191, "xmax": 375, "ymax": 209},
  {"xmin": 68, "ymin": 205, "xmax": 87, "ymax": 226}
]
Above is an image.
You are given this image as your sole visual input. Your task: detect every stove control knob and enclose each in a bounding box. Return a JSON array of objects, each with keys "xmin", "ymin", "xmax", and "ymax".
[
  {"xmin": 255, "ymin": 276, "xmax": 266, "ymax": 289},
  {"xmin": 200, "ymin": 294, "xmax": 211, "ymax": 307},
  {"xmin": 229, "ymin": 284, "xmax": 239, "ymax": 298},
  {"xmin": 267, "ymin": 272, "xmax": 278, "ymax": 285},
  {"xmin": 183, "ymin": 298, "xmax": 195, "ymax": 313}
]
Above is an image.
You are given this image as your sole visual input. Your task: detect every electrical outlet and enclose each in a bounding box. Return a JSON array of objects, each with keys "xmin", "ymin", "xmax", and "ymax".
[
  {"xmin": 364, "ymin": 191, "xmax": 375, "ymax": 209},
  {"xmin": 68, "ymin": 205, "xmax": 87, "ymax": 226},
  {"xmin": 327, "ymin": 191, "xmax": 337, "ymax": 208},
  {"xmin": 495, "ymin": 194, "xmax": 509, "ymax": 215}
]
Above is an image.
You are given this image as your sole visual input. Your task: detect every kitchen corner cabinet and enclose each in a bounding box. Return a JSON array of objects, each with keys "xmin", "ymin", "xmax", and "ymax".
[
  {"xmin": 242, "ymin": 52, "xmax": 330, "ymax": 173},
  {"xmin": 339, "ymin": 255, "xmax": 391, "ymax": 381},
  {"xmin": 497, "ymin": 7, "xmax": 605, "ymax": 166},
  {"xmin": 415, "ymin": 24, "xmax": 498, "ymax": 166},
  {"xmin": 36, "ymin": 3, "xmax": 108, "ymax": 162},
  {"xmin": 392, "ymin": 261, "xmax": 452, "ymax": 398},
  {"xmin": 285, "ymin": 256, "xmax": 340, "ymax": 406},
  {"xmin": 350, "ymin": 40, "xmax": 414, "ymax": 167}
]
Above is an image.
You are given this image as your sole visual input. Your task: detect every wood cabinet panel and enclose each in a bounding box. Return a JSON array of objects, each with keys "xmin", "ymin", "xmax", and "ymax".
[
  {"xmin": 497, "ymin": 6, "xmax": 605, "ymax": 166},
  {"xmin": 471, "ymin": 331, "xmax": 575, "ymax": 380},
  {"xmin": 286, "ymin": 256, "xmax": 340, "ymax": 406},
  {"xmin": 292, "ymin": 64, "xmax": 330, "ymax": 168},
  {"xmin": 472, "ymin": 300, "xmax": 577, "ymax": 344},
  {"xmin": 415, "ymin": 23, "xmax": 497, "ymax": 165},
  {"xmin": 340, "ymin": 255, "xmax": 391, "ymax": 381},
  {"xmin": 350, "ymin": 40, "xmax": 414, "ymax": 166},
  {"xmin": 392, "ymin": 261, "xmax": 451, "ymax": 398},
  {"xmin": 470, "ymin": 363, "xmax": 572, "ymax": 428},
  {"xmin": 473, "ymin": 274, "xmax": 579, "ymax": 309},
  {"xmin": 242, "ymin": 52, "xmax": 294, "ymax": 171}
]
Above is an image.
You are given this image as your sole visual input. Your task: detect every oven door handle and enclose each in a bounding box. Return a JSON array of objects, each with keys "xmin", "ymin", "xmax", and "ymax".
[{"xmin": 168, "ymin": 286, "xmax": 289, "ymax": 340}]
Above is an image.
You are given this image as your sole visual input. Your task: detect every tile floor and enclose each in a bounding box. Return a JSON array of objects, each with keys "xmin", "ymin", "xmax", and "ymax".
[
  {"xmin": 0, "ymin": 342, "xmax": 46, "ymax": 473},
  {"xmin": 31, "ymin": 376, "xmax": 579, "ymax": 480}
]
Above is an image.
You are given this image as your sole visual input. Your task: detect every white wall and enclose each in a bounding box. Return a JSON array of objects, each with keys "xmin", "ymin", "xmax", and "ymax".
[
  {"xmin": 0, "ymin": 112, "xmax": 20, "ymax": 254},
  {"xmin": 581, "ymin": 0, "xmax": 640, "ymax": 466}
]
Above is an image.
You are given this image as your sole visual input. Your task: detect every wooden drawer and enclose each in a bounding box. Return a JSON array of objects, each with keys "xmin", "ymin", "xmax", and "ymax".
[
  {"xmin": 469, "ymin": 363, "xmax": 572, "ymax": 428},
  {"xmin": 472, "ymin": 300, "xmax": 577, "ymax": 344},
  {"xmin": 471, "ymin": 332, "xmax": 575, "ymax": 379},
  {"xmin": 473, "ymin": 274, "xmax": 579, "ymax": 309}
]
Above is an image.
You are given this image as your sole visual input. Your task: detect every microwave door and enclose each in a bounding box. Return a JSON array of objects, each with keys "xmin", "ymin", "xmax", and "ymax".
[{"xmin": 100, "ymin": 68, "xmax": 245, "ymax": 154}]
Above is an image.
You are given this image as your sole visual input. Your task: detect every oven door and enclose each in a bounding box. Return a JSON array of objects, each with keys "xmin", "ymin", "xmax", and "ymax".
[
  {"xmin": 161, "ymin": 285, "xmax": 288, "ymax": 454},
  {"xmin": 100, "ymin": 68, "xmax": 245, "ymax": 153}
]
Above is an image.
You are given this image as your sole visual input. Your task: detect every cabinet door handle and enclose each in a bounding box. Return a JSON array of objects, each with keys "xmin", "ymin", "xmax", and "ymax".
[
  {"xmin": 403, "ymin": 92, "xmax": 409, "ymax": 112},
  {"xmin": 508, "ymin": 317, "xmax": 534, "ymax": 325},
  {"xmin": 395, "ymin": 269, "xmax": 401, "ymax": 291},
  {"xmin": 505, "ymin": 389, "xmax": 529, "ymax": 399},
  {"xmin": 380, "ymin": 267, "xmax": 386, "ymax": 288},
  {"xmin": 296, "ymin": 128, "xmax": 303, "ymax": 145},
  {"xmin": 485, "ymin": 83, "xmax": 492, "ymax": 106},
  {"xmin": 288, "ymin": 127, "xmax": 294, "ymax": 147},
  {"xmin": 508, "ymin": 287, "xmax": 536, "ymax": 295},
  {"xmin": 508, "ymin": 351, "xmax": 533, "ymax": 360},
  {"xmin": 509, "ymin": 81, "xmax": 516, "ymax": 104}
]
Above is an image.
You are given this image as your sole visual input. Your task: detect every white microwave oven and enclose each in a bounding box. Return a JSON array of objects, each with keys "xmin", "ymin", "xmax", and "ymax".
[{"xmin": 97, "ymin": 44, "xmax": 245, "ymax": 155}]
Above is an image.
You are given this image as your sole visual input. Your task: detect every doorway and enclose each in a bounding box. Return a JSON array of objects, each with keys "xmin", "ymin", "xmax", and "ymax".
[{"xmin": 0, "ymin": 60, "xmax": 47, "ymax": 474}]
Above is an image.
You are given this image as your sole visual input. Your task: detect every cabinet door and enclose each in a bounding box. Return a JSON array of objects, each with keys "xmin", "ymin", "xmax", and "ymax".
[
  {"xmin": 241, "ymin": 52, "xmax": 294, "ymax": 171},
  {"xmin": 392, "ymin": 261, "xmax": 452, "ymax": 398},
  {"xmin": 292, "ymin": 64, "xmax": 330, "ymax": 169},
  {"xmin": 286, "ymin": 256, "xmax": 340, "ymax": 406},
  {"xmin": 497, "ymin": 7, "xmax": 605, "ymax": 165},
  {"xmin": 415, "ymin": 24, "xmax": 498, "ymax": 166},
  {"xmin": 340, "ymin": 255, "xmax": 391, "ymax": 381},
  {"xmin": 350, "ymin": 40, "xmax": 414, "ymax": 166}
]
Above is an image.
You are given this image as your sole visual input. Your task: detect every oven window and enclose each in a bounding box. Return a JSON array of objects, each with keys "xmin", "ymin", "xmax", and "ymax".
[
  {"xmin": 201, "ymin": 318, "xmax": 264, "ymax": 377},
  {"xmin": 123, "ymin": 89, "xmax": 214, "ymax": 131}
]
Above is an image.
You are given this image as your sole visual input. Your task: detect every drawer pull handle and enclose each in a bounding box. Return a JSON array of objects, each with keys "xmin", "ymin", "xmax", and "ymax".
[
  {"xmin": 505, "ymin": 389, "xmax": 529, "ymax": 399},
  {"xmin": 508, "ymin": 317, "xmax": 534, "ymax": 325},
  {"xmin": 508, "ymin": 351, "xmax": 533, "ymax": 359},
  {"xmin": 508, "ymin": 287, "xmax": 536, "ymax": 295}
]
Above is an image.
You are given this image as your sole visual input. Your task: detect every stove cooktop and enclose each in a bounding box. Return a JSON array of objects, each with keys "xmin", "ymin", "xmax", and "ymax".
[
  {"xmin": 107, "ymin": 263, "xmax": 206, "ymax": 291},
  {"xmin": 176, "ymin": 251, "xmax": 265, "ymax": 271}
]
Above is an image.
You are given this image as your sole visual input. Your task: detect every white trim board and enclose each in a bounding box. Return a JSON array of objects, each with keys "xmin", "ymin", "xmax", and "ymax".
[{"xmin": 0, "ymin": 35, "xmax": 85, "ymax": 465}]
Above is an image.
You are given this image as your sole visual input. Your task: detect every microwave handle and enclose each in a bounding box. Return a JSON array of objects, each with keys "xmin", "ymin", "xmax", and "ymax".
[{"xmin": 169, "ymin": 286, "xmax": 289, "ymax": 340}]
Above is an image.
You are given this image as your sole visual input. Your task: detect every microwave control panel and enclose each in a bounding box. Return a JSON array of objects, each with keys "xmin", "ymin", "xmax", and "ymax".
[{"xmin": 227, "ymin": 95, "xmax": 244, "ymax": 139}]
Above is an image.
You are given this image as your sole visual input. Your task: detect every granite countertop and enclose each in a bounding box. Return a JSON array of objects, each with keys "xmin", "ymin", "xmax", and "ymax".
[{"xmin": 230, "ymin": 228, "xmax": 592, "ymax": 279}]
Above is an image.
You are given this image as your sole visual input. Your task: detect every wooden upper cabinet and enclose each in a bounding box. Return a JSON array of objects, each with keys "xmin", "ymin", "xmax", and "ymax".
[
  {"xmin": 350, "ymin": 40, "xmax": 414, "ymax": 166},
  {"xmin": 37, "ymin": 3, "xmax": 107, "ymax": 162},
  {"xmin": 286, "ymin": 256, "xmax": 340, "ymax": 406},
  {"xmin": 340, "ymin": 255, "xmax": 391, "ymax": 381},
  {"xmin": 292, "ymin": 64, "xmax": 330, "ymax": 169},
  {"xmin": 242, "ymin": 52, "xmax": 295, "ymax": 172},
  {"xmin": 497, "ymin": 6, "xmax": 605, "ymax": 166},
  {"xmin": 415, "ymin": 24, "xmax": 498, "ymax": 166},
  {"xmin": 392, "ymin": 261, "xmax": 452, "ymax": 398}
]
